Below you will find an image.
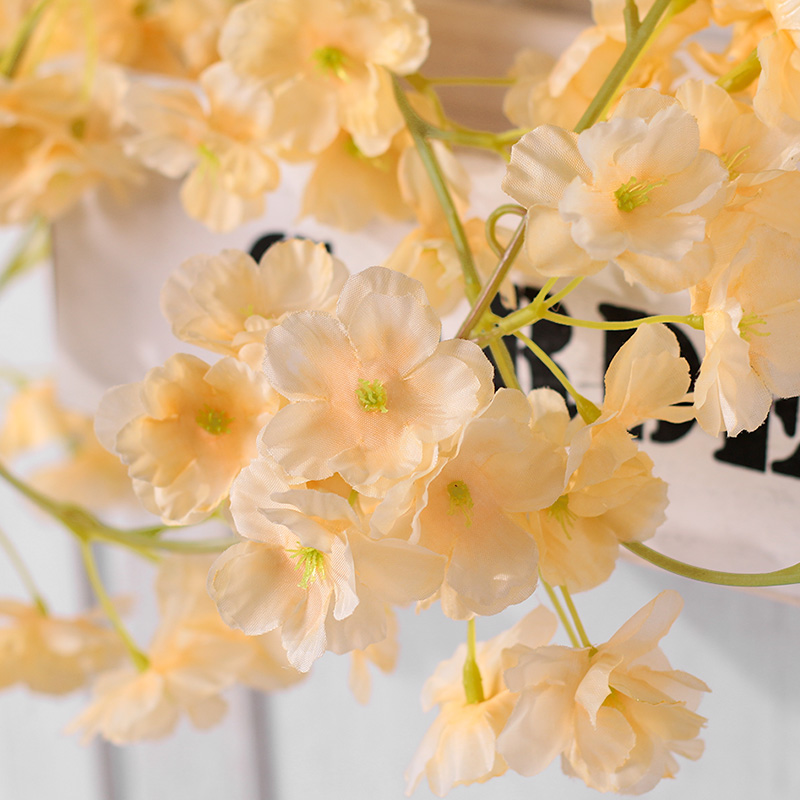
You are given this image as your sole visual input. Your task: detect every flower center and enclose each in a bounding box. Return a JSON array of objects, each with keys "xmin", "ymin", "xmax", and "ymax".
[
  {"xmin": 548, "ymin": 494, "xmax": 576, "ymax": 538},
  {"xmin": 313, "ymin": 46, "xmax": 349, "ymax": 80},
  {"xmin": 722, "ymin": 145, "xmax": 750, "ymax": 181},
  {"xmin": 195, "ymin": 405, "xmax": 233, "ymax": 435},
  {"xmin": 356, "ymin": 379, "xmax": 388, "ymax": 413},
  {"xmin": 288, "ymin": 545, "xmax": 326, "ymax": 589},
  {"xmin": 738, "ymin": 311, "xmax": 769, "ymax": 342},
  {"xmin": 614, "ymin": 176, "xmax": 666, "ymax": 212},
  {"xmin": 447, "ymin": 480, "xmax": 474, "ymax": 526}
]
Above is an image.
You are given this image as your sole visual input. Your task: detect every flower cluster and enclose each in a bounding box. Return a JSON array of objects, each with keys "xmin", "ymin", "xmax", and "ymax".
[{"xmin": 4, "ymin": 0, "xmax": 800, "ymax": 795}]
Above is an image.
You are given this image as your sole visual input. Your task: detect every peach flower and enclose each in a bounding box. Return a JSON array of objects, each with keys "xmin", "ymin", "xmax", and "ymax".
[
  {"xmin": 498, "ymin": 591, "xmax": 709, "ymax": 794},
  {"xmin": 219, "ymin": 0, "xmax": 430, "ymax": 158},
  {"xmin": 260, "ymin": 267, "xmax": 494, "ymax": 493},
  {"xmin": 95, "ymin": 353, "xmax": 279, "ymax": 524},
  {"xmin": 125, "ymin": 62, "xmax": 280, "ymax": 232},
  {"xmin": 504, "ymin": 89, "xmax": 728, "ymax": 293},
  {"xmin": 0, "ymin": 600, "xmax": 122, "ymax": 695},
  {"xmin": 161, "ymin": 239, "xmax": 348, "ymax": 370},
  {"xmin": 405, "ymin": 606, "xmax": 557, "ymax": 796}
]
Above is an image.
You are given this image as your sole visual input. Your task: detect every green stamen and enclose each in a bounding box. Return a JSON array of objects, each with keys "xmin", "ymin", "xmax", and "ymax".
[
  {"xmin": 548, "ymin": 495, "xmax": 577, "ymax": 538},
  {"xmin": 614, "ymin": 176, "xmax": 666, "ymax": 211},
  {"xmin": 288, "ymin": 545, "xmax": 326, "ymax": 589},
  {"xmin": 356, "ymin": 379, "xmax": 388, "ymax": 413},
  {"xmin": 313, "ymin": 46, "xmax": 349, "ymax": 80},
  {"xmin": 722, "ymin": 145, "xmax": 750, "ymax": 180},
  {"xmin": 447, "ymin": 480, "xmax": 474, "ymax": 526},
  {"xmin": 195, "ymin": 405, "xmax": 233, "ymax": 435},
  {"xmin": 739, "ymin": 311, "xmax": 769, "ymax": 341},
  {"xmin": 197, "ymin": 142, "xmax": 220, "ymax": 169}
]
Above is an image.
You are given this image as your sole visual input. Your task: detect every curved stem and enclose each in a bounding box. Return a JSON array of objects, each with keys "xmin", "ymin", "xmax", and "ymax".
[
  {"xmin": 457, "ymin": 220, "xmax": 525, "ymax": 339},
  {"xmin": 541, "ymin": 311, "xmax": 703, "ymax": 332},
  {"xmin": 485, "ymin": 205, "xmax": 526, "ymax": 258},
  {"xmin": 0, "ymin": 525, "xmax": 48, "ymax": 613},
  {"xmin": 514, "ymin": 330, "xmax": 600, "ymax": 422},
  {"xmin": 624, "ymin": 541, "xmax": 800, "ymax": 587},
  {"xmin": 79, "ymin": 538, "xmax": 149, "ymax": 671}
]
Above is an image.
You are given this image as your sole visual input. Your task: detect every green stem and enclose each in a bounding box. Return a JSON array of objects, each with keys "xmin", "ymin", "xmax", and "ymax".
[
  {"xmin": 0, "ymin": 459, "xmax": 229, "ymax": 556},
  {"xmin": 0, "ymin": 218, "xmax": 50, "ymax": 295},
  {"xmin": 463, "ymin": 617, "xmax": 485, "ymax": 704},
  {"xmin": 457, "ymin": 220, "xmax": 525, "ymax": 339},
  {"xmin": 485, "ymin": 205, "xmax": 526, "ymax": 258},
  {"xmin": 515, "ymin": 330, "xmax": 600, "ymax": 422},
  {"xmin": 717, "ymin": 48, "xmax": 760, "ymax": 94},
  {"xmin": 392, "ymin": 74, "xmax": 481, "ymax": 303},
  {"xmin": 430, "ymin": 125, "xmax": 525, "ymax": 157},
  {"xmin": 540, "ymin": 311, "xmax": 703, "ymax": 332},
  {"xmin": 541, "ymin": 578, "xmax": 579, "ymax": 648},
  {"xmin": 624, "ymin": 541, "xmax": 800, "ymax": 587},
  {"xmin": 560, "ymin": 586, "xmax": 595, "ymax": 651},
  {"xmin": 0, "ymin": 525, "xmax": 48, "ymax": 613},
  {"xmin": 623, "ymin": 0, "xmax": 641, "ymax": 39},
  {"xmin": 574, "ymin": 0, "xmax": 678, "ymax": 132},
  {"xmin": 490, "ymin": 339, "xmax": 521, "ymax": 391},
  {"xmin": 79, "ymin": 538, "xmax": 149, "ymax": 671},
  {"xmin": 0, "ymin": 0, "xmax": 52, "ymax": 77}
]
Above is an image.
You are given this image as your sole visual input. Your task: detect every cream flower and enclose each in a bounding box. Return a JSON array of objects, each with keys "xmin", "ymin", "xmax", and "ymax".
[
  {"xmin": 260, "ymin": 267, "xmax": 494, "ymax": 493},
  {"xmin": 210, "ymin": 459, "xmax": 444, "ymax": 672},
  {"xmin": 70, "ymin": 555, "xmax": 302, "ymax": 744},
  {"xmin": 398, "ymin": 389, "xmax": 566, "ymax": 620},
  {"xmin": 0, "ymin": 64, "xmax": 137, "ymax": 225},
  {"xmin": 95, "ymin": 353, "xmax": 279, "ymax": 524},
  {"xmin": 504, "ymin": 89, "xmax": 728, "ymax": 293},
  {"xmin": 0, "ymin": 600, "xmax": 122, "ymax": 695},
  {"xmin": 219, "ymin": 0, "xmax": 430, "ymax": 158},
  {"xmin": 161, "ymin": 239, "xmax": 349, "ymax": 369},
  {"xmin": 125, "ymin": 62, "xmax": 280, "ymax": 232},
  {"xmin": 693, "ymin": 226, "xmax": 800, "ymax": 436},
  {"xmin": 405, "ymin": 606, "xmax": 557, "ymax": 797},
  {"xmin": 498, "ymin": 591, "xmax": 709, "ymax": 794}
]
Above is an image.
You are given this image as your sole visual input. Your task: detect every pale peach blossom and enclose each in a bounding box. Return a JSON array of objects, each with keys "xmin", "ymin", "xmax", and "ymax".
[
  {"xmin": 499, "ymin": 591, "xmax": 708, "ymax": 794},
  {"xmin": 219, "ymin": 0, "xmax": 429, "ymax": 159},
  {"xmin": 504, "ymin": 89, "xmax": 728, "ymax": 293},
  {"xmin": 692, "ymin": 226, "xmax": 800, "ymax": 436},
  {"xmin": 396, "ymin": 389, "xmax": 566, "ymax": 620},
  {"xmin": 0, "ymin": 64, "xmax": 138, "ymax": 225},
  {"xmin": 260, "ymin": 267, "xmax": 494, "ymax": 494},
  {"xmin": 95, "ymin": 353, "xmax": 279, "ymax": 525},
  {"xmin": 0, "ymin": 380, "xmax": 84, "ymax": 458},
  {"xmin": 405, "ymin": 606, "xmax": 557, "ymax": 797},
  {"xmin": 125, "ymin": 62, "xmax": 280, "ymax": 232},
  {"xmin": 161, "ymin": 239, "xmax": 349, "ymax": 369},
  {"xmin": 0, "ymin": 599, "xmax": 122, "ymax": 694},
  {"xmin": 70, "ymin": 555, "xmax": 302, "ymax": 744},
  {"xmin": 210, "ymin": 458, "xmax": 444, "ymax": 672}
]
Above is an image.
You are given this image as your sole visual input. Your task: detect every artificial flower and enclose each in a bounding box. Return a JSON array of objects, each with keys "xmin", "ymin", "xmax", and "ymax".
[
  {"xmin": 260, "ymin": 266, "xmax": 494, "ymax": 493},
  {"xmin": 498, "ymin": 591, "xmax": 709, "ymax": 794},
  {"xmin": 503, "ymin": 88, "xmax": 729, "ymax": 293},
  {"xmin": 0, "ymin": 599, "xmax": 122, "ymax": 695},
  {"xmin": 693, "ymin": 225, "xmax": 800, "ymax": 436},
  {"xmin": 160, "ymin": 238, "xmax": 349, "ymax": 370},
  {"xmin": 219, "ymin": 0, "xmax": 430, "ymax": 158},
  {"xmin": 405, "ymin": 606, "xmax": 557, "ymax": 796},
  {"xmin": 125, "ymin": 62, "xmax": 280, "ymax": 232},
  {"xmin": 348, "ymin": 610, "xmax": 398, "ymax": 704},
  {"xmin": 95, "ymin": 353, "xmax": 279, "ymax": 525}
]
